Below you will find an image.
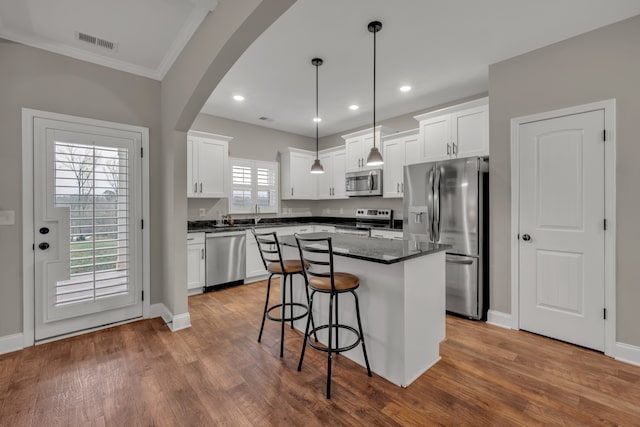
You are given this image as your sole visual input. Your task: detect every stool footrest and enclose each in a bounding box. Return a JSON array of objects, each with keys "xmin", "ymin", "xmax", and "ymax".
[
  {"xmin": 266, "ymin": 302, "xmax": 309, "ymax": 323},
  {"xmin": 307, "ymin": 324, "xmax": 362, "ymax": 354}
]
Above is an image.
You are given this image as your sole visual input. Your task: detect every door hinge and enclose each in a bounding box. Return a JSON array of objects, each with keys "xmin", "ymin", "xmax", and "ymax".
[
  {"xmin": 142, "ymin": 290, "xmax": 144, "ymax": 301},
  {"xmin": 141, "ymin": 219, "xmax": 144, "ymax": 230},
  {"xmin": 141, "ymin": 147, "xmax": 144, "ymax": 157},
  {"xmin": 603, "ymin": 219, "xmax": 607, "ymax": 230},
  {"xmin": 603, "ymin": 308, "xmax": 607, "ymax": 320},
  {"xmin": 32, "ymin": 243, "xmax": 35, "ymax": 251},
  {"xmin": 517, "ymin": 233, "xmax": 520, "ymax": 240},
  {"xmin": 603, "ymin": 129, "xmax": 607, "ymax": 142}
]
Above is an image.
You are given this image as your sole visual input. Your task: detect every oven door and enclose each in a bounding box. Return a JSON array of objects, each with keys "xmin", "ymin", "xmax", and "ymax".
[{"xmin": 346, "ymin": 170, "xmax": 382, "ymax": 196}]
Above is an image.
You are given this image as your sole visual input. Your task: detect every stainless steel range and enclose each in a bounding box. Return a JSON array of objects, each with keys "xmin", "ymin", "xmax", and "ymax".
[{"xmin": 335, "ymin": 208, "xmax": 393, "ymax": 236}]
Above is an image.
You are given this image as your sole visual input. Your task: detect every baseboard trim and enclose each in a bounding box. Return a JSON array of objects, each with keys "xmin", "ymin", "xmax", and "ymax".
[
  {"xmin": 149, "ymin": 303, "xmax": 191, "ymax": 332},
  {"xmin": 615, "ymin": 342, "xmax": 640, "ymax": 367},
  {"xmin": 486, "ymin": 310, "xmax": 513, "ymax": 329},
  {"xmin": 0, "ymin": 333, "xmax": 24, "ymax": 356},
  {"xmin": 170, "ymin": 313, "xmax": 192, "ymax": 332}
]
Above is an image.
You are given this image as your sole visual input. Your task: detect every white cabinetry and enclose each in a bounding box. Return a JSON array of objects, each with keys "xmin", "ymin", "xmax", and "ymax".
[
  {"xmin": 280, "ymin": 148, "xmax": 316, "ymax": 200},
  {"xmin": 187, "ymin": 233, "xmax": 205, "ymax": 293},
  {"xmin": 370, "ymin": 229, "xmax": 403, "ymax": 240},
  {"xmin": 342, "ymin": 126, "xmax": 396, "ymax": 172},
  {"xmin": 415, "ymin": 98, "xmax": 488, "ymax": 162},
  {"xmin": 187, "ymin": 131, "xmax": 232, "ymax": 198},
  {"xmin": 382, "ymin": 129, "xmax": 420, "ymax": 198},
  {"xmin": 316, "ymin": 146, "xmax": 347, "ymax": 199}
]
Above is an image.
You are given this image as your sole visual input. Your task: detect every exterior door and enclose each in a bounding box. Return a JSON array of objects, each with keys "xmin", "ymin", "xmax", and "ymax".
[
  {"xmin": 33, "ymin": 117, "xmax": 143, "ymax": 341},
  {"xmin": 518, "ymin": 110, "xmax": 605, "ymax": 351}
]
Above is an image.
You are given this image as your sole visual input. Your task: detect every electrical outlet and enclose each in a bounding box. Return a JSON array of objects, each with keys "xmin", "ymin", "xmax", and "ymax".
[{"xmin": 199, "ymin": 208, "xmax": 206, "ymax": 217}]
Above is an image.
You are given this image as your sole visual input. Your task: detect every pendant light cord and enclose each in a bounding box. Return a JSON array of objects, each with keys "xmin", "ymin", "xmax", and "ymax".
[
  {"xmin": 316, "ymin": 61, "xmax": 319, "ymax": 159},
  {"xmin": 373, "ymin": 24, "xmax": 377, "ymax": 149}
]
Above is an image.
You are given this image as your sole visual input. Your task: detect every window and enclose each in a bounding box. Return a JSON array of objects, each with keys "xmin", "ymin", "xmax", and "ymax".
[{"xmin": 229, "ymin": 158, "xmax": 278, "ymax": 214}]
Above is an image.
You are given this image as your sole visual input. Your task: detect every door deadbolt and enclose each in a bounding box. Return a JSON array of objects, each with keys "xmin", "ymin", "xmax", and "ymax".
[
  {"xmin": 522, "ymin": 234, "xmax": 531, "ymax": 241},
  {"xmin": 39, "ymin": 227, "xmax": 50, "ymax": 234},
  {"xmin": 38, "ymin": 242, "xmax": 50, "ymax": 250}
]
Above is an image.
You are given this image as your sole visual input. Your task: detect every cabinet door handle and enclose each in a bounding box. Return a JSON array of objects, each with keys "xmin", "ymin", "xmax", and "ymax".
[
  {"xmin": 291, "ymin": 188, "xmax": 294, "ymax": 196},
  {"xmin": 452, "ymin": 142, "xmax": 457, "ymax": 156},
  {"xmin": 447, "ymin": 143, "xmax": 451, "ymax": 156},
  {"xmin": 201, "ymin": 248, "xmax": 205, "ymax": 259},
  {"xmin": 397, "ymin": 183, "xmax": 399, "ymax": 192},
  {"xmin": 194, "ymin": 183, "xmax": 198, "ymax": 193},
  {"xmin": 199, "ymin": 182, "xmax": 203, "ymax": 193},
  {"xmin": 401, "ymin": 182, "xmax": 404, "ymax": 192}
]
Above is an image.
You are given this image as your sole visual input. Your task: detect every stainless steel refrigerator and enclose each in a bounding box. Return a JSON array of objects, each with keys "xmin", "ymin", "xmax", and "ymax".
[{"xmin": 403, "ymin": 157, "xmax": 489, "ymax": 319}]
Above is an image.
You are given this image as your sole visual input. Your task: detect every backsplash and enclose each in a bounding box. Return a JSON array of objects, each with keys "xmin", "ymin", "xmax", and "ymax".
[{"xmin": 187, "ymin": 196, "xmax": 404, "ymax": 221}]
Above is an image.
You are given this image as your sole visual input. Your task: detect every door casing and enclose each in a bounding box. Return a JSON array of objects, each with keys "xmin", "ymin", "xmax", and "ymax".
[
  {"xmin": 509, "ymin": 99, "xmax": 616, "ymax": 357},
  {"xmin": 22, "ymin": 108, "xmax": 151, "ymax": 347}
]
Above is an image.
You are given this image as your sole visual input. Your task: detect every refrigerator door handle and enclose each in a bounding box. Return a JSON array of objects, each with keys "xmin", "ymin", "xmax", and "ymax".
[
  {"xmin": 368, "ymin": 171, "xmax": 374, "ymax": 191},
  {"xmin": 433, "ymin": 166, "xmax": 441, "ymax": 242},
  {"xmin": 427, "ymin": 167, "xmax": 435, "ymax": 240}
]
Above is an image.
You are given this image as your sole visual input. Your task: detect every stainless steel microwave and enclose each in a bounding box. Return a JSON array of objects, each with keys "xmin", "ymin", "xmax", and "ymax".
[{"xmin": 345, "ymin": 169, "xmax": 383, "ymax": 197}]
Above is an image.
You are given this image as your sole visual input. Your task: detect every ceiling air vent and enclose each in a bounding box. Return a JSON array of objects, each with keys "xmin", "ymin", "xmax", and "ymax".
[{"xmin": 76, "ymin": 32, "xmax": 118, "ymax": 51}]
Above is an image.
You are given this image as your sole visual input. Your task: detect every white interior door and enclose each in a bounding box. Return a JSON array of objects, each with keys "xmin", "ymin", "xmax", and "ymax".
[
  {"xmin": 33, "ymin": 117, "xmax": 143, "ymax": 341},
  {"xmin": 518, "ymin": 109, "xmax": 605, "ymax": 351}
]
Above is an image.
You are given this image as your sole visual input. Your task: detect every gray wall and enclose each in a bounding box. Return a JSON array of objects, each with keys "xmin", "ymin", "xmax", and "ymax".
[
  {"xmin": 489, "ymin": 14, "xmax": 640, "ymax": 345},
  {"xmin": 0, "ymin": 39, "xmax": 162, "ymax": 336}
]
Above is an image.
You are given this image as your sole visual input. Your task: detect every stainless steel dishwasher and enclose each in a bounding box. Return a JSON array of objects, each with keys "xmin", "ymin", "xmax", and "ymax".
[{"xmin": 205, "ymin": 231, "xmax": 246, "ymax": 287}]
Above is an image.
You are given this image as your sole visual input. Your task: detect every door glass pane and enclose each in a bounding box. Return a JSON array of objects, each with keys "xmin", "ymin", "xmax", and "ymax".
[{"xmin": 53, "ymin": 142, "xmax": 130, "ymax": 305}]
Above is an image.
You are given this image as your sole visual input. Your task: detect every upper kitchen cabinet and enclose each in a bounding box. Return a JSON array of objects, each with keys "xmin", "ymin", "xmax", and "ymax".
[
  {"xmin": 382, "ymin": 129, "xmax": 420, "ymax": 198},
  {"xmin": 316, "ymin": 146, "xmax": 347, "ymax": 199},
  {"xmin": 415, "ymin": 98, "xmax": 489, "ymax": 162},
  {"xmin": 342, "ymin": 126, "xmax": 396, "ymax": 172},
  {"xmin": 187, "ymin": 131, "xmax": 232, "ymax": 198},
  {"xmin": 280, "ymin": 148, "xmax": 316, "ymax": 200}
]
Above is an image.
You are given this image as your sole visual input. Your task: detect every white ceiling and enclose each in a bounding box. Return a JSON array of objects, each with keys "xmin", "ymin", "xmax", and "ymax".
[
  {"xmin": 201, "ymin": 0, "xmax": 640, "ymax": 138},
  {"xmin": 0, "ymin": 0, "xmax": 217, "ymax": 80},
  {"xmin": 1, "ymin": 1, "xmax": 639, "ymax": 136}
]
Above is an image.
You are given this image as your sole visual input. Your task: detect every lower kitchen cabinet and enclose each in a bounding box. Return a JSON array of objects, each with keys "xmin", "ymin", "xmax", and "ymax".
[{"xmin": 187, "ymin": 233, "xmax": 205, "ymax": 293}]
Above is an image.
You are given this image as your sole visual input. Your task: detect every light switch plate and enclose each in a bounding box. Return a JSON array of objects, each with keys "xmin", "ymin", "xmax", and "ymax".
[{"xmin": 0, "ymin": 210, "xmax": 15, "ymax": 225}]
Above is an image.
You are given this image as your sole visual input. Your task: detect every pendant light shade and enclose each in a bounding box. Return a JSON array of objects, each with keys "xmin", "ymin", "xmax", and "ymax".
[
  {"xmin": 310, "ymin": 57, "xmax": 325, "ymax": 174},
  {"xmin": 366, "ymin": 20, "xmax": 383, "ymax": 166}
]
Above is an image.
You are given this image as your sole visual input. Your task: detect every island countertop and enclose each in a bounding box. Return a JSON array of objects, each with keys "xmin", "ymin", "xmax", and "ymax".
[{"xmin": 278, "ymin": 232, "xmax": 449, "ymax": 265}]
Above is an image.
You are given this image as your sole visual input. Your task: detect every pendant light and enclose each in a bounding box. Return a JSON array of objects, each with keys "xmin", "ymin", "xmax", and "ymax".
[
  {"xmin": 366, "ymin": 20, "xmax": 384, "ymax": 166},
  {"xmin": 310, "ymin": 57, "xmax": 325, "ymax": 174}
]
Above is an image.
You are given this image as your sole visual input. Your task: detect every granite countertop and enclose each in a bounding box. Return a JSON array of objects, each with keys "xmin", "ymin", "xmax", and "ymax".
[
  {"xmin": 187, "ymin": 216, "xmax": 403, "ymax": 234},
  {"xmin": 278, "ymin": 232, "xmax": 449, "ymax": 265}
]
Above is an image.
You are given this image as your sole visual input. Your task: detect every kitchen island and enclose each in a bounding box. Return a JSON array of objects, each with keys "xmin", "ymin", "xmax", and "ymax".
[{"xmin": 279, "ymin": 232, "xmax": 448, "ymax": 387}]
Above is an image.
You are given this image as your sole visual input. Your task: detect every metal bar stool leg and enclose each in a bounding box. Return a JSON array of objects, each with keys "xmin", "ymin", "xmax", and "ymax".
[
  {"xmin": 289, "ymin": 274, "xmax": 295, "ymax": 329},
  {"xmin": 297, "ymin": 290, "xmax": 315, "ymax": 371},
  {"xmin": 301, "ymin": 273, "xmax": 319, "ymax": 342},
  {"xmin": 258, "ymin": 274, "xmax": 274, "ymax": 343},
  {"xmin": 353, "ymin": 290, "xmax": 372, "ymax": 376},
  {"xmin": 326, "ymin": 292, "xmax": 334, "ymax": 399},
  {"xmin": 335, "ymin": 293, "xmax": 339, "ymax": 351},
  {"xmin": 280, "ymin": 274, "xmax": 287, "ymax": 358}
]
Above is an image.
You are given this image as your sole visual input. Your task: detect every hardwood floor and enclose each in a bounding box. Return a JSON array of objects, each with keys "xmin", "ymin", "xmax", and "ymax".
[{"xmin": 2, "ymin": 280, "xmax": 639, "ymax": 426}]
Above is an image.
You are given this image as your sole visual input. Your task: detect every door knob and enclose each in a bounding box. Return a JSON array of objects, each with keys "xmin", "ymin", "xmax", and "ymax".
[
  {"xmin": 522, "ymin": 234, "xmax": 531, "ymax": 241},
  {"xmin": 39, "ymin": 242, "xmax": 50, "ymax": 250},
  {"xmin": 39, "ymin": 227, "xmax": 50, "ymax": 234}
]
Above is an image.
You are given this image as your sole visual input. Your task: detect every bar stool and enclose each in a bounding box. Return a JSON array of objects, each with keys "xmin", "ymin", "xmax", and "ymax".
[
  {"xmin": 253, "ymin": 230, "xmax": 315, "ymax": 358},
  {"xmin": 294, "ymin": 234, "xmax": 372, "ymax": 399}
]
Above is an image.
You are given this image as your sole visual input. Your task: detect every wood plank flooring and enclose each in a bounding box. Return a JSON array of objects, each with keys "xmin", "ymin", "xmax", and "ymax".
[{"xmin": 1, "ymin": 280, "xmax": 639, "ymax": 426}]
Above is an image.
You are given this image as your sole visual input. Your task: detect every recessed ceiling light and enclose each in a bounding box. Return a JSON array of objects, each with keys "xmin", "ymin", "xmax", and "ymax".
[
  {"xmin": 349, "ymin": 105, "xmax": 359, "ymax": 110},
  {"xmin": 399, "ymin": 85, "xmax": 412, "ymax": 92},
  {"xmin": 233, "ymin": 95, "xmax": 245, "ymax": 101},
  {"xmin": 313, "ymin": 117, "xmax": 322, "ymax": 122}
]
